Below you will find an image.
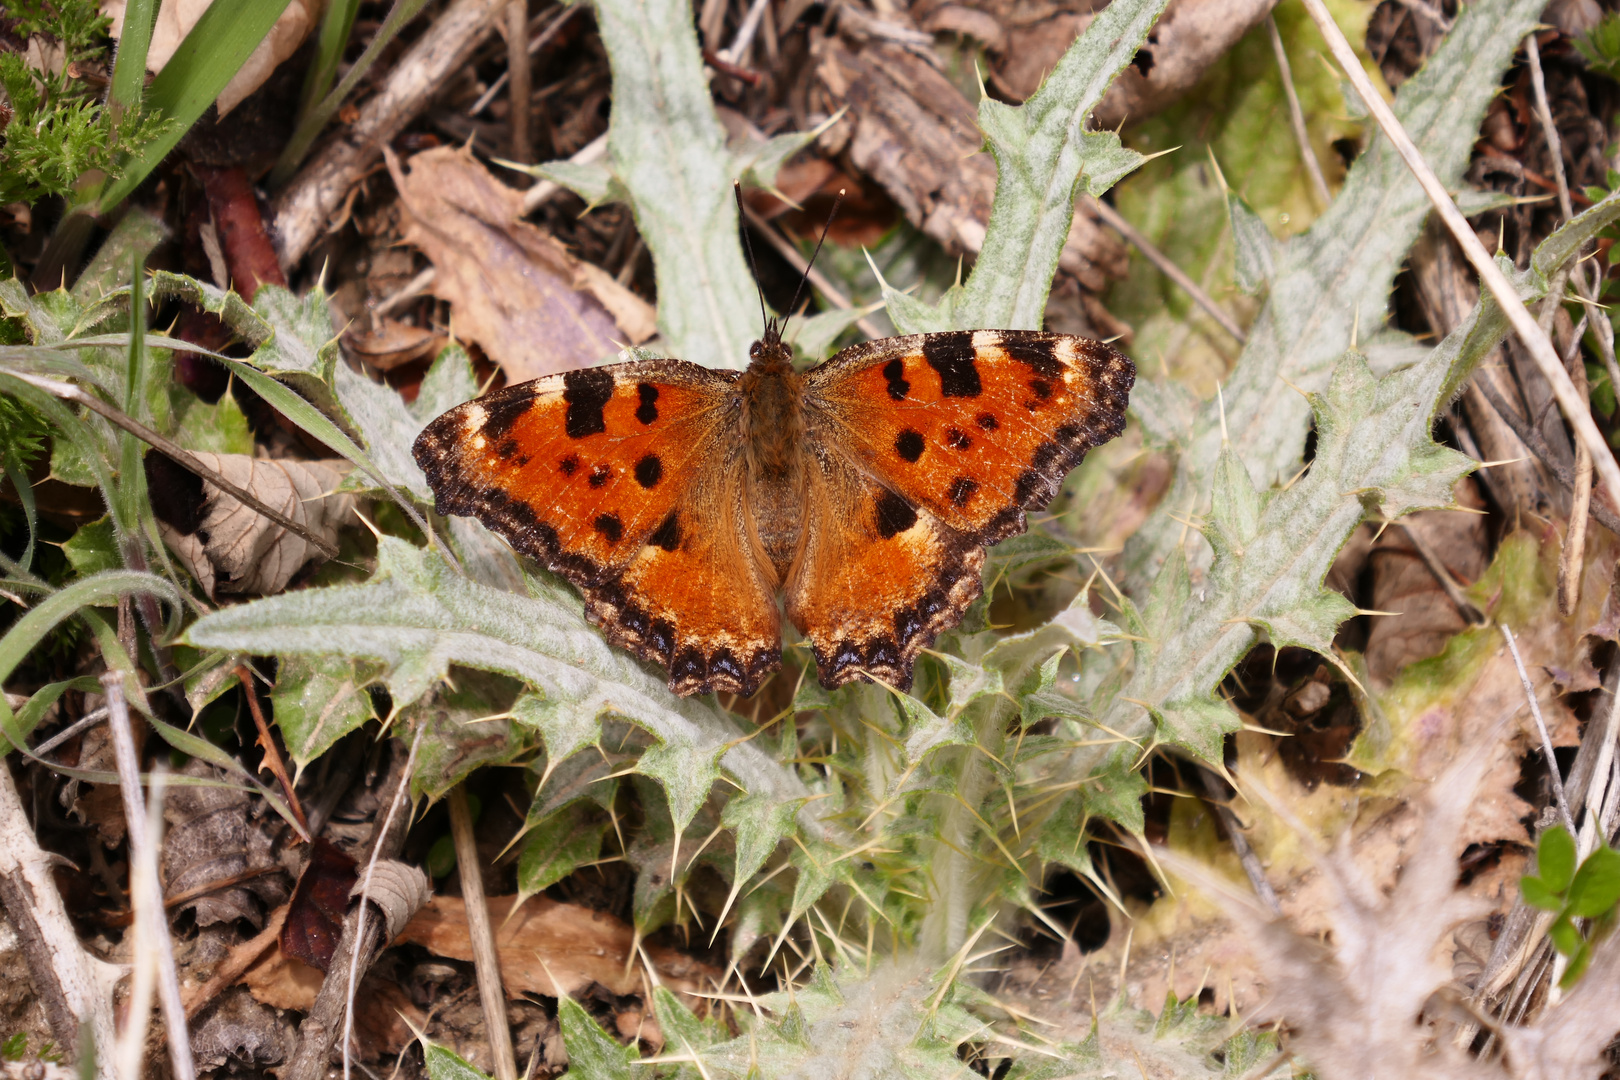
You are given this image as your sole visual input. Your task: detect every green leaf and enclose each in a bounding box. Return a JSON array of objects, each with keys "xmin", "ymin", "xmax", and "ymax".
[
  {"xmin": 1565, "ymin": 845, "xmax": 1620, "ymax": 918},
  {"xmin": 722, "ymin": 791, "xmax": 801, "ymax": 891},
  {"xmin": 1084, "ymin": 754, "xmax": 1149, "ymax": 834},
  {"xmin": 61, "ymin": 516, "xmax": 119, "ymax": 577},
  {"xmin": 1537, "ymin": 826, "xmax": 1577, "ymax": 894},
  {"xmin": 511, "ymin": 689, "xmax": 600, "ymax": 771},
  {"xmin": 99, "ymin": 0, "xmax": 296, "ymax": 212},
  {"xmin": 404, "ymin": 672, "xmax": 531, "ymax": 801},
  {"xmin": 1548, "ymin": 915, "xmax": 1581, "ymax": 957},
  {"xmin": 635, "ymin": 737, "xmax": 720, "ymax": 836},
  {"xmin": 516, "ymin": 803, "xmax": 608, "ymax": 900},
  {"xmin": 1519, "ymin": 876, "xmax": 1562, "ymax": 912},
  {"xmin": 271, "ymin": 656, "xmax": 377, "ymax": 770},
  {"xmin": 557, "ymin": 994, "xmax": 636, "ymax": 1080},
  {"xmin": 422, "ymin": 1041, "xmax": 495, "ymax": 1080},
  {"xmin": 1226, "ymin": 190, "xmax": 1277, "ymax": 296},
  {"xmin": 184, "ymin": 538, "xmax": 816, "ymax": 831},
  {"xmin": 591, "ymin": 0, "xmax": 759, "ymax": 368}
]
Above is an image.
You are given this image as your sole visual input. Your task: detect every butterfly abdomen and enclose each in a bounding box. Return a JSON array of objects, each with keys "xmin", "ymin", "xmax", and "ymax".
[{"xmin": 740, "ymin": 343, "xmax": 810, "ymax": 581}]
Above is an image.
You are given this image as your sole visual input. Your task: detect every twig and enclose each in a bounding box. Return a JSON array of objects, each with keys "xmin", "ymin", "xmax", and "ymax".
[
  {"xmin": 1578, "ymin": 678, "xmax": 1620, "ymax": 859},
  {"xmin": 1396, "ymin": 521, "xmax": 1485, "ymax": 625},
  {"xmin": 1300, "ymin": 0, "xmax": 1620, "ymax": 514},
  {"xmin": 719, "ymin": 0, "xmax": 772, "ymax": 64},
  {"xmin": 273, "ymin": 0, "xmax": 506, "ymax": 268},
  {"xmin": 1524, "ymin": 35, "xmax": 1574, "ymax": 222},
  {"xmin": 1265, "ymin": 14, "xmax": 1331, "ymax": 208},
  {"xmin": 506, "ymin": 0, "xmax": 532, "ymax": 164},
  {"xmin": 3, "ymin": 370, "xmax": 341, "ymax": 559},
  {"xmin": 372, "ymin": 265, "xmax": 438, "ymax": 319},
  {"xmin": 468, "ymin": 4, "xmax": 579, "ymax": 116},
  {"xmin": 30, "ymin": 706, "xmax": 108, "ymax": 759},
  {"xmin": 1500, "ymin": 626, "xmax": 1577, "ymax": 836},
  {"xmin": 101, "ymin": 672, "xmax": 195, "ymax": 1080},
  {"xmin": 1086, "ymin": 196, "xmax": 1247, "ymax": 344},
  {"xmin": 0, "ymin": 762, "xmax": 117, "ymax": 1077},
  {"xmin": 519, "ymin": 130, "xmax": 609, "ymax": 216},
  {"xmin": 236, "ymin": 666, "xmax": 310, "ymax": 835},
  {"xmin": 1198, "ymin": 770, "xmax": 1281, "ymax": 915},
  {"xmin": 737, "ymin": 200, "xmax": 887, "ymax": 340},
  {"xmin": 450, "ymin": 784, "xmax": 518, "ymax": 1080},
  {"xmin": 1471, "ymin": 375, "xmax": 1620, "ymax": 535}
]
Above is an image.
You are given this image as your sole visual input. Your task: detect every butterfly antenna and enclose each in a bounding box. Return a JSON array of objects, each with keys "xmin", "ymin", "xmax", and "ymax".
[
  {"xmin": 734, "ymin": 182, "xmax": 773, "ymax": 338},
  {"xmin": 783, "ymin": 187, "xmax": 845, "ymax": 333}
]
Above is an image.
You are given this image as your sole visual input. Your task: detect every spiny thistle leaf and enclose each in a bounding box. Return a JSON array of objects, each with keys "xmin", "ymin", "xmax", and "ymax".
[
  {"xmin": 184, "ymin": 538, "xmax": 817, "ymax": 835},
  {"xmin": 1122, "ymin": 0, "xmax": 1545, "ymax": 593},
  {"xmin": 1226, "ymin": 190, "xmax": 1277, "ymax": 296},
  {"xmin": 558, "ymin": 993, "xmax": 637, "ymax": 1080},
  {"xmin": 885, "ymin": 0, "xmax": 1170, "ymax": 333}
]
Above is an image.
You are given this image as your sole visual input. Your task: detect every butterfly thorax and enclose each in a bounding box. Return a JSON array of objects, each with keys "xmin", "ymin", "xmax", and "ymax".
[{"xmin": 739, "ymin": 333, "xmax": 807, "ymax": 582}]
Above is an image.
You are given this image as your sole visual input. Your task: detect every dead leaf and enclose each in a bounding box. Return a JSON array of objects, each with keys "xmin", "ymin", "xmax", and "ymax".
[
  {"xmin": 163, "ymin": 759, "xmax": 287, "ymax": 929},
  {"xmin": 345, "ymin": 318, "xmax": 446, "ymax": 372},
  {"xmin": 101, "ymin": 0, "xmax": 320, "ymax": 117},
  {"xmin": 386, "ymin": 145, "xmax": 656, "ymax": 383},
  {"xmin": 150, "ymin": 453, "xmax": 355, "ymax": 598},
  {"xmin": 238, "ymin": 949, "xmax": 421, "ymax": 1061},
  {"xmin": 396, "ymin": 895, "xmax": 717, "ymax": 1005}
]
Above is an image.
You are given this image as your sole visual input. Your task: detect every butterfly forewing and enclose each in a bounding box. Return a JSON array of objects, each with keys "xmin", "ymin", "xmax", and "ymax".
[
  {"xmin": 804, "ymin": 329, "xmax": 1134, "ymax": 544},
  {"xmin": 413, "ymin": 358, "xmax": 783, "ymax": 697}
]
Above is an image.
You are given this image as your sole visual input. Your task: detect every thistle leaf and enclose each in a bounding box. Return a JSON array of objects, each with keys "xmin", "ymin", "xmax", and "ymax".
[{"xmin": 1227, "ymin": 190, "xmax": 1277, "ymax": 295}]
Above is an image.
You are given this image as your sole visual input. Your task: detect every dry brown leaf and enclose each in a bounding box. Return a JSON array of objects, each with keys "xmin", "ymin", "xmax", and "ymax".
[
  {"xmin": 344, "ymin": 318, "xmax": 446, "ymax": 372},
  {"xmin": 387, "ymin": 146, "xmax": 656, "ymax": 383},
  {"xmin": 238, "ymin": 949, "xmax": 421, "ymax": 1061},
  {"xmin": 395, "ymin": 895, "xmax": 717, "ymax": 1005},
  {"xmin": 101, "ymin": 0, "xmax": 321, "ymax": 117},
  {"xmin": 155, "ymin": 455, "xmax": 355, "ymax": 598}
]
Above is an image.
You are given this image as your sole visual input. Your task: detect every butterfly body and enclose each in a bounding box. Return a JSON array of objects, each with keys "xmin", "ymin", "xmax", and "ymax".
[{"xmin": 413, "ymin": 328, "xmax": 1134, "ymax": 699}]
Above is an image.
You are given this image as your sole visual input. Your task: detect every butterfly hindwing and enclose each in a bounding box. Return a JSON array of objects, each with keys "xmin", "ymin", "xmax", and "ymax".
[
  {"xmin": 413, "ymin": 358, "xmax": 782, "ymax": 697},
  {"xmin": 786, "ymin": 447, "xmax": 984, "ymax": 691},
  {"xmin": 805, "ymin": 330, "xmax": 1135, "ymax": 544}
]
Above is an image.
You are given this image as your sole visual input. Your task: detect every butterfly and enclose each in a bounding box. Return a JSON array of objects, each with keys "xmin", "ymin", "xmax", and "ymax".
[{"xmin": 413, "ymin": 323, "xmax": 1134, "ymax": 698}]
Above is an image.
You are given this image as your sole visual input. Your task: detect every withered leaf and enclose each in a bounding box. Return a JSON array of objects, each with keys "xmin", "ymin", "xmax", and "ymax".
[
  {"xmin": 386, "ymin": 145, "xmax": 657, "ymax": 383},
  {"xmin": 151, "ymin": 453, "xmax": 356, "ymax": 598},
  {"xmin": 280, "ymin": 838, "xmax": 358, "ymax": 972}
]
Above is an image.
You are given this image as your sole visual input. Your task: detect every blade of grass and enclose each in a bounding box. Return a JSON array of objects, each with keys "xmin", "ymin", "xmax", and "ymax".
[
  {"xmin": 293, "ymin": 0, "xmax": 362, "ymax": 138},
  {"xmin": 269, "ymin": 0, "xmax": 435, "ymax": 187},
  {"xmin": 108, "ymin": 0, "xmax": 158, "ymax": 112},
  {"xmin": 98, "ymin": 0, "xmax": 296, "ymax": 213}
]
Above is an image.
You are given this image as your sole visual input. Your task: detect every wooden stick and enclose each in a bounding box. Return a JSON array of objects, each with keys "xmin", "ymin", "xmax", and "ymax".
[{"xmin": 450, "ymin": 784, "xmax": 518, "ymax": 1080}]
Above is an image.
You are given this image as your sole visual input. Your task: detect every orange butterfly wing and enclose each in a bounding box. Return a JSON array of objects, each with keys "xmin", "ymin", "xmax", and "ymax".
[
  {"xmin": 805, "ymin": 329, "xmax": 1135, "ymax": 544},
  {"xmin": 413, "ymin": 360, "xmax": 782, "ymax": 697},
  {"xmin": 786, "ymin": 329, "xmax": 1133, "ymax": 690}
]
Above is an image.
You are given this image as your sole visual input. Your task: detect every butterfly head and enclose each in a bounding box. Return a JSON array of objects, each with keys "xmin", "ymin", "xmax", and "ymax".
[{"xmin": 747, "ymin": 318, "xmax": 794, "ymax": 373}]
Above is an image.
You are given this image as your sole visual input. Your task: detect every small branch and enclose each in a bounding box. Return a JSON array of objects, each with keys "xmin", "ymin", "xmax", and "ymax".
[
  {"xmin": 1471, "ymin": 375, "xmax": 1620, "ymax": 535},
  {"xmin": 5, "ymin": 370, "xmax": 341, "ymax": 560},
  {"xmin": 101, "ymin": 672, "xmax": 196, "ymax": 1080},
  {"xmin": 450, "ymin": 784, "xmax": 518, "ymax": 1080},
  {"xmin": 1524, "ymin": 35, "xmax": 1574, "ymax": 223},
  {"xmin": 30, "ymin": 706, "xmax": 108, "ymax": 759},
  {"xmin": 718, "ymin": 0, "xmax": 773, "ymax": 65},
  {"xmin": 1300, "ymin": 0, "xmax": 1620, "ymax": 518},
  {"xmin": 1265, "ymin": 13, "xmax": 1331, "ymax": 208},
  {"xmin": 468, "ymin": 4, "xmax": 580, "ymax": 116},
  {"xmin": 236, "ymin": 666, "xmax": 310, "ymax": 836},
  {"xmin": 1086, "ymin": 196, "xmax": 1247, "ymax": 344},
  {"xmin": 506, "ymin": 0, "xmax": 532, "ymax": 164},
  {"xmin": 737, "ymin": 200, "xmax": 887, "ymax": 340},
  {"xmin": 1198, "ymin": 769, "xmax": 1281, "ymax": 915},
  {"xmin": 1500, "ymin": 626, "xmax": 1577, "ymax": 836}
]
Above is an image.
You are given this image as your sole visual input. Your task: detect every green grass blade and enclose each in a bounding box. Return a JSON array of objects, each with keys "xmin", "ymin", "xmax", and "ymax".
[
  {"xmin": 270, "ymin": 0, "xmax": 433, "ymax": 186},
  {"xmin": 108, "ymin": 0, "xmax": 158, "ymax": 110},
  {"xmin": 98, "ymin": 0, "xmax": 296, "ymax": 213}
]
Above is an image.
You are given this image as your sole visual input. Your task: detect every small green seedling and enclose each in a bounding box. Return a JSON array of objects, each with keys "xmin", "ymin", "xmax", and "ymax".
[{"xmin": 1519, "ymin": 825, "xmax": 1620, "ymax": 987}]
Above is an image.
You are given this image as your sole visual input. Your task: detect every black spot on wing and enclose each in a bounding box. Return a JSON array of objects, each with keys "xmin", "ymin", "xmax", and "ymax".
[
  {"xmin": 1001, "ymin": 335, "xmax": 1064, "ymax": 377},
  {"xmin": 895, "ymin": 429, "xmax": 925, "ymax": 463},
  {"xmin": 588, "ymin": 464, "xmax": 611, "ymax": 488},
  {"xmin": 475, "ymin": 391, "xmax": 534, "ymax": 442},
  {"xmin": 875, "ymin": 490, "xmax": 918, "ymax": 539},
  {"xmin": 636, "ymin": 382, "xmax": 659, "ymax": 424},
  {"xmin": 594, "ymin": 513, "xmax": 623, "ymax": 543},
  {"xmin": 559, "ymin": 455, "xmax": 579, "ymax": 476},
  {"xmin": 883, "ymin": 358, "xmax": 910, "ymax": 401},
  {"xmin": 948, "ymin": 476, "xmax": 978, "ymax": 507},
  {"xmin": 945, "ymin": 428, "xmax": 971, "ymax": 450},
  {"xmin": 634, "ymin": 454, "xmax": 663, "ymax": 488},
  {"xmin": 563, "ymin": 368, "xmax": 615, "ymax": 438},
  {"xmin": 975, "ymin": 412, "xmax": 999, "ymax": 431},
  {"xmin": 496, "ymin": 439, "xmax": 520, "ymax": 459},
  {"xmin": 922, "ymin": 332, "xmax": 982, "ymax": 397},
  {"xmin": 1029, "ymin": 378, "xmax": 1053, "ymax": 401},
  {"xmin": 648, "ymin": 512, "xmax": 681, "ymax": 551}
]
